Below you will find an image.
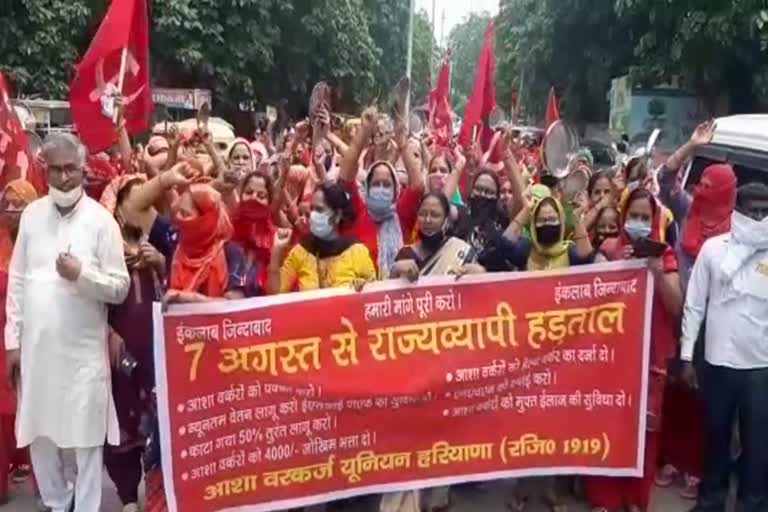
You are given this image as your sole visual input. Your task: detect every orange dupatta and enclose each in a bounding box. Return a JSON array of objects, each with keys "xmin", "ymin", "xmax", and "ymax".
[
  {"xmin": 170, "ymin": 184, "xmax": 233, "ymax": 298},
  {"xmin": 0, "ymin": 179, "xmax": 38, "ymax": 272}
]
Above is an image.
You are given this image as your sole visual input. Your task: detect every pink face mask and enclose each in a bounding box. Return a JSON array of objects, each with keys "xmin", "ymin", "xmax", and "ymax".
[{"xmin": 428, "ymin": 173, "xmax": 448, "ymax": 192}]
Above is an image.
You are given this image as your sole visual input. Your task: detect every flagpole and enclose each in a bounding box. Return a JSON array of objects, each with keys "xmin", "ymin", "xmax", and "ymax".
[{"xmin": 112, "ymin": 47, "xmax": 128, "ymax": 123}]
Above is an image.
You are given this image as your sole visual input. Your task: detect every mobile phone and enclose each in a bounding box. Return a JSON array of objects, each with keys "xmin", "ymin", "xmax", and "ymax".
[
  {"xmin": 632, "ymin": 237, "xmax": 667, "ymax": 258},
  {"xmin": 119, "ymin": 349, "xmax": 138, "ymax": 377}
]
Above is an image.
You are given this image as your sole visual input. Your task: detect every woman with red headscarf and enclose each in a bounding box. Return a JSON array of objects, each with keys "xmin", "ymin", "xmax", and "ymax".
[
  {"xmin": 583, "ymin": 188, "xmax": 684, "ymax": 512},
  {"xmin": 165, "ymin": 183, "xmax": 249, "ymax": 302},
  {"xmin": 654, "ymin": 120, "xmax": 735, "ymax": 499},
  {"xmin": 145, "ymin": 183, "xmax": 254, "ymax": 512},
  {"xmin": 230, "ymin": 171, "xmax": 277, "ymax": 295}
]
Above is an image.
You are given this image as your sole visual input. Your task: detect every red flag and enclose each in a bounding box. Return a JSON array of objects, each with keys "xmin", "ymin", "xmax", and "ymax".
[
  {"xmin": 545, "ymin": 86, "xmax": 560, "ymax": 128},
  {"xmin": 0, "ymin": 74, "xmax": 46, "ymax": 194},
  {"xmin": 69, "ymin": 0, "xmax": 153, "ymax": 153},
  {"xmin": 458, "ymin": 21, "xmax": 497, "ymax": 150},
  {"xmin": 429, "ymin": 49, "xmax": 453, "ymax": 147}
]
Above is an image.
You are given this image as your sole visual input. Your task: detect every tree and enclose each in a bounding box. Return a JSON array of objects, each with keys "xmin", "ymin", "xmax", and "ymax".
[
  {"xmin": 411, "ymin": 10, "xmax": 440, "ymax": 106},
  {"xmin": 360, "ymin": 2, "xmax": 438, "ymax": 109},
  {"xmin": 1, "ymin": 0, "xmax": 436, "ymax": 117},
  {"xmin": 447, "ymin": 12, "xmax": 493, "ymax": 116},
  {"xmin": 616, "ymin": 0, "xmax": 768, "ymax": 113},
  {"xmin": 0, "ymin": 0, "xmax": 91, "ymax": 97},
  {"xmin": 496, "ymin": 0, "xmax": 636, "ymax": 127}
]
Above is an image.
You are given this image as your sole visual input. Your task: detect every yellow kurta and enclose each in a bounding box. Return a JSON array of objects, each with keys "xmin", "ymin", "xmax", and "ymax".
[{"xmin": 279, "ymin": 243, "xmax": 376, "ymax": 292}]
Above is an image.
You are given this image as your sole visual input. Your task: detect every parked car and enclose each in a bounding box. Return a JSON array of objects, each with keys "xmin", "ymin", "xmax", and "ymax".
[{"xmin": 682, "ymin": 114, "xmax": 768, "ymax": 190}]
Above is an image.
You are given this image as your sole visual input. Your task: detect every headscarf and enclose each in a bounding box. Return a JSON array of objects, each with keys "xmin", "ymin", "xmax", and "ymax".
[
  {"xmin": 4, "ymin": 179, "xmax": 37, "ymax": 205},
  {"xmin": 0, "ymin": 179, "xmax": 38, "ymax": 271},
  {"xmin": 680, "ymin": 163, "xmax": 736, "ymax": 258},
  {"xmin": 366, "ymin": 160, "xmax": 403, "ymax": 279},
  {"xmin": 530, "ymin": 184, "xmax": 551, "ymax": 204},
  {"xmin": 618, "ymin": 186, "xmax": 673, "ymax": 242},
  {"xmin": 231, "ymin": 199, "xmax": 275, "ymax": 270},
  {"xmin": 527, "ymin": 196, "xmax": 570, "ymax": 271},
  {"xmin": 170, "ymin": 184, "xmax": 233, "ymax": 297},
  {"xmin": 601, "ymin": 188, "xmax": 665, "ymax": 261},
  {"xmin": 250, "ymin": 141, "xmax": 269, "ymax": 163},
  {"xmin": 227, "ymin": 138, "xmax": 255, "ymax": 173},
  {"xmin": 85, "ymin": 154, "xmax": 120, "ymax": 200},
  {"xmin": 521, "ymin": 184, "xmax": 552, "ymax": 240},
  {"xmin": 144, "ymin": 136, "xmax": 170, "ymax": 170},
  {"xmin": 99, "ymin": 174, "xmax": 147, "ymax": 215}
]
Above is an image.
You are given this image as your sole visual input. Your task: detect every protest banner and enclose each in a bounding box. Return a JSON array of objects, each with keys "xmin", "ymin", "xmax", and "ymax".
[{"xmin": 154, "ymin": 260, "xmax": 653, "ymax": 512}]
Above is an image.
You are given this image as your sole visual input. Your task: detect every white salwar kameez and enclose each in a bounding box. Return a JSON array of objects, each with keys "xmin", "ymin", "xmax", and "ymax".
[{"xmin": 4, "ymin": 195, "xmax": 130, "ymax": 512}]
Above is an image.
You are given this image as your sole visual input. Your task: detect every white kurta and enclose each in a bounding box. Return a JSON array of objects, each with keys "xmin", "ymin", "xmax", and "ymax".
[{"xmin": 4, "ymin": 195, "xmax": 130, "ymax": 448}]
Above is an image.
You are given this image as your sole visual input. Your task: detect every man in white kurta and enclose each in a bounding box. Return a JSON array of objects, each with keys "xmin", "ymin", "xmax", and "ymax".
[{"xmin": 4, "ymin": 133, "xmax": 130, "ymax": 512}]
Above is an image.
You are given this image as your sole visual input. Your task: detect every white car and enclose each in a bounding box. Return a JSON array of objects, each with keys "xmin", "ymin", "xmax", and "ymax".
[{"xmin": 682, "ymin": 114, "xmax": 768, "ymax": 190}]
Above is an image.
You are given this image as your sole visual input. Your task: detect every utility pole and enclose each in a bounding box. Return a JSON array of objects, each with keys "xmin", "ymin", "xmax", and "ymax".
[
  {"xmin": 430, "ymin": 0, "xmax": 436, "ymax": 86},
  {"xmin": 439, "ymin": 8, "xmax": 446, "ymax": 49},
  {"xmin": 406, "ymin": 0, "xmax": 415, "ymax": 112}
]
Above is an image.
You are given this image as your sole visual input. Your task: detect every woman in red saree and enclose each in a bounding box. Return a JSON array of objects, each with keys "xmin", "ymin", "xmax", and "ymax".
[
  {"xmin": 584, "ymin": 188, "xmax": 684, "ymax": 512},
  {"xmin": 146, "ymin": 183, "xmax": 250, "ymax": 512}
]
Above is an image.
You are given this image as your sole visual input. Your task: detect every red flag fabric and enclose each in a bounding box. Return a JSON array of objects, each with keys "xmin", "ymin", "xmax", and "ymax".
[
  {"xmin": 0, "ymin": 74, "xmax": 46, "ymax": 194},
  {"xmin": 69, "ymin": 0, "xmax": 153, "ymax": 153},
  {"xmin": 428, "ymin": 49, "xmax": 453, "ymax": 147},
  {"xmin": 546, "ymin": 86, "xmax": 560, "ymax": 128},
  {"xmin": 458, "ymin": 21, "xmax": 497, "ymax": 150}
]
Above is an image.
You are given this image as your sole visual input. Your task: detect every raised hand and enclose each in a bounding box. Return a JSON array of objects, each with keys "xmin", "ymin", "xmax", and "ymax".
[{"xmin": 690, "ymin": 119, "xmax": 716, "ymax": 147}]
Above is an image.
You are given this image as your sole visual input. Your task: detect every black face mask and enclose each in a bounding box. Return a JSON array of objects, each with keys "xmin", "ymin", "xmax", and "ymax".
[
  {"xmin": 593, "ymin": 230, "xmax": 620, "ymax": 247},
  {"xmin": 420, "ymin": 230, "xmax": 446, "ymax": 253},
  {"xmin": 535, "ymin": 224, "xmax": 562, "ymax": 247},
  {"xmin": 469, "ymin": 196, "xmax": 498, "ymax": 221}
]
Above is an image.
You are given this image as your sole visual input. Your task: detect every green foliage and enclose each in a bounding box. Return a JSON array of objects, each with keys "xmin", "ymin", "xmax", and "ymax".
[
  {"xmin": 0, "ymin": 0, "xmax": 91, "ymax": 97},
  {"xmin": 616, "ymin": 0, "xmax": 768, "ymax": 112},
  {"xmin": 497, "ymin": 0, "xmax": 634, "ymax": 125},
  {"xmin": 498, "ymin": 0, "xmax": 768, "ymax": 123},
  {"xmin": 447, "ymin": 12, "xmax": 492, "ymax": 117},
  {"xmin": 0, "ymin": 0, "xmax": 437, "ymax": 114}
]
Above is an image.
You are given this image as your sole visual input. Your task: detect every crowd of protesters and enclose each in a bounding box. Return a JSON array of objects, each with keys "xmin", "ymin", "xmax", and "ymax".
[{"xmin": 0, "ymin": 90, "xmax": 767, "ymax": 512}]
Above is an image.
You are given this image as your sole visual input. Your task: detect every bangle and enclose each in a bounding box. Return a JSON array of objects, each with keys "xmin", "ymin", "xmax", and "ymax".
[{"xmin": 573, "ymin": 234, "xmax": 588, "ymax": 241}]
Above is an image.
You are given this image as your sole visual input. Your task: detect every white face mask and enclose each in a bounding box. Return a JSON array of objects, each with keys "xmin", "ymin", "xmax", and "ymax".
[{"xmin": 49, "ymin": 186, "xmax": 83, "ymax": 208}]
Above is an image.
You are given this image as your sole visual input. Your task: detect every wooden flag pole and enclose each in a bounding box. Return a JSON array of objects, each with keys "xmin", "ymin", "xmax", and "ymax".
[{"xmin": 112, "ymin": 47, "xmax": 128, "ymax": 123}]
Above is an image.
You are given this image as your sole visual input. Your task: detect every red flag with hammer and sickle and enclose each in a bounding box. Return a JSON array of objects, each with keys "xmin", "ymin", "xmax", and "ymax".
[
  {"xmin": 0, "ymin": 73, "xmax": 46, "ymax": 194},
  {"xmin": 69, "ymin": 0, "xmax": 153, "ymax": 153}
]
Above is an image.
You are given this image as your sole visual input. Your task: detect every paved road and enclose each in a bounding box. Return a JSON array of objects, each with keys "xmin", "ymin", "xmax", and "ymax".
[{"xmin": 1, "ymin": 475, "xmax": 696, "ymax": 511}]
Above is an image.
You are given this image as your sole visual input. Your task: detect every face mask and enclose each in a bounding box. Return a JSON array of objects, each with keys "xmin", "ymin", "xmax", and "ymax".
[
  {"xmin": 468, "ymin": 196, "xmax": 498, "ymax": 220},
  {"xmin": 419, "ymin": 223, "xmax": 447, "ymax": 252},
  {"xmin": 235, "ymin": 200, "xmax": 270, "ymax": 221},
  {"xmin": 367, "ymin": 186, "xmax": 395, "ymax": 221},
  {"xmin": 593, "ymin": 230, "xmax": 619, "ymax": 247},
  {"xmin": 535, "ymin": 224, "xmax": 561, "ymax": 247},
  {"xmin": 309, "ymin": 211, "xmax": 335, "ymax": 240},
  {"xmin": 428, "ymin": 174, "xmax": 447, "ymax": 192},
  {"xmin": 49, "ymin": 186, "xmax": 83, "ymax": 208},
  {"xmin": 624, "ymin": 219, "xmax": 651, "ymax": 241}
]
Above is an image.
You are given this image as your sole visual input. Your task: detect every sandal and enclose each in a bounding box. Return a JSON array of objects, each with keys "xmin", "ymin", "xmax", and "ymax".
[
  {"xmin": 654, "ymin": 464, "xmax": 678, "ymax": 488},
  {"xmin": 679, "ymin": 474, "xmax": 700, "ymax": 500}
]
